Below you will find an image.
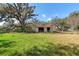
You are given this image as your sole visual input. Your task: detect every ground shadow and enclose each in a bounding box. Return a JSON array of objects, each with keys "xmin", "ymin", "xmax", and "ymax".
[{"xmin": 0, "ymin": 40, "xmax": 15, "ymax": 48}]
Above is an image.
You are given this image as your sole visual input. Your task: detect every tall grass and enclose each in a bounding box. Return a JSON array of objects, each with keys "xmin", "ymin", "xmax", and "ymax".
[
  {"xmin": 26, "ymin": 43, "xmax": 79, "ymax": 56},
  {"xmin": 0, "ymin": 33, "xmax": 79, "ymax": 56},
  {"xmin": 1, "ymin": 43, "xmax": 79, "ymax": 56}
]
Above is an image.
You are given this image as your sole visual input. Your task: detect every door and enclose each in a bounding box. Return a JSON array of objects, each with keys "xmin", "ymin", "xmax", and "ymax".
[
  {"xmin": 38, "ymin": 27, "xmax": 44, "ymax": 32},
  {"xmin": 47, "ymin": 27, "xmax": 50, "ymax": 32}
]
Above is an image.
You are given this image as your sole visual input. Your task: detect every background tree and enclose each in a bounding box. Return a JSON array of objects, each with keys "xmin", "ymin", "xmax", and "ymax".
[
  {"xmin": 50, "ymin": 16, "xmax": 70, "ymax": 32},
  {"xmin": 67, "ymin": 11, "xmax": 79, "ymax": 31}
]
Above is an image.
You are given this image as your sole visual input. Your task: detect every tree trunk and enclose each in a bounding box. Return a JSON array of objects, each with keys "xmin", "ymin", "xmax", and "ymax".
[
  {"xmin": 21, "ymin": 24, "xmax": 26, "ymax": 32},
  {"xmin": 18, "ymin": 19, "xmax": 26, "ymax": 32},
  {"xmin": 21, "ymin": 22, "xmax": 26, "ymax": 32},
  {"xmin": 61, "ymin": 30, "xmax": 64, "ymax": 32}
]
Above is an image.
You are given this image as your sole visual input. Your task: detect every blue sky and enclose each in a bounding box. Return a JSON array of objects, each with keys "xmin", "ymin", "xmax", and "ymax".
[{"xmin": 32, "ymin": 3, "xmax": 79, "ymax": 21}]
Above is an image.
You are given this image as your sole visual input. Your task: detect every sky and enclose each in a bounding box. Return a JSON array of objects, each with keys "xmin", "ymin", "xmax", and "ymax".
[
  {"xmin": 32, "ymin": 3, "xmax": 79, "ymax": 21},
  {"xmin": 1, "ymin": 3, "xmax": 79, "ymax": 26}
]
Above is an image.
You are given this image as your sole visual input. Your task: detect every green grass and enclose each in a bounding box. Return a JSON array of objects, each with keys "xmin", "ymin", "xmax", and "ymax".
[
  {"xmin": 0, "ymin": 33, "xmax": 79, "ymax": 55},
  {"xmin": 0, "ymin": 33, "xmax": 48, "ymax": 56}
]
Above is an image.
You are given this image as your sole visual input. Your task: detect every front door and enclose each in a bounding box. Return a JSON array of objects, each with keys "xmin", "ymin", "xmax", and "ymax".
[{"xmin": 38, "ymin": 27, "xmax": 44, "ymax": 32}]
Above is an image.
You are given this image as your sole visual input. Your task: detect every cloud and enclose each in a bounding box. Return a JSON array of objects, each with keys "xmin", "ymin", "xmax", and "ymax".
[
  {"xmin": 47, "ymin": 18, "xmax": 52, "ymax": 21},
  {"xmin": 42, "ymin": 14, "xmax": 46, "ymax": 18}
]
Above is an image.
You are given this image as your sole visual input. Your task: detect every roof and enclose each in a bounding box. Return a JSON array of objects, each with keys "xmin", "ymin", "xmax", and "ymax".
[
  {"xmin": 36, "ymin": 23, "xmax": 53, "ymax": 28},
  {"xmin": 14, "ymin": 23, "xmax": 55, "ymax": 28}
]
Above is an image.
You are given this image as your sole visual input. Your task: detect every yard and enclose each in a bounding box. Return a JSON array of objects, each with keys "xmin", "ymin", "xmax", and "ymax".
[{"xmin": 0, "ymin": 33, "xmax": 79, "ymax": 56}]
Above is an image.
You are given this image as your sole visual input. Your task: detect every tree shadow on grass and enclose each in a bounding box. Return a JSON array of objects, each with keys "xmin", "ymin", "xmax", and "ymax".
[
  {"xmin": 0, "ymin": 40, "xmax": 16, "ymax": 55},
  {"xmin": 0, "ymin": 40, "xmax": 15, "ymax": 48}
]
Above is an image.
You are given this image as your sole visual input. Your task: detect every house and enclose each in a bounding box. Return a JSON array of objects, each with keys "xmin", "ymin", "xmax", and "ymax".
[
  {"xmin": 35, "ymin": 23, "xmax": 57, "ymax": 32},
  {"xmin": 14, "ymin": 23, "xmax": 57, "ymax": 32}
]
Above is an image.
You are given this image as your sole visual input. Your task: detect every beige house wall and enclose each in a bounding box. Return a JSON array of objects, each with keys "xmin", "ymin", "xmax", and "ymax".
[
  {"xmin": 36, "ymin": 27, "xmax": 39, "ymax": 32},
  {"xmin": 44, "ymin": 27, "xmax": 47, "ymax": 32},
  {"xmin": 50, "ymin": 27, "xmax": 53, "ymax": 32},
  {"xmin": 35, "ymin": 27, "xmax": 54, "ymax": 32}
]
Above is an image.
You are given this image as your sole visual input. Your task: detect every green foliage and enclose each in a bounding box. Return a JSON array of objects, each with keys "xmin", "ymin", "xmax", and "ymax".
[{"xmin": 69, "ymin": 11, "xmax": 79, "ymax": 17}]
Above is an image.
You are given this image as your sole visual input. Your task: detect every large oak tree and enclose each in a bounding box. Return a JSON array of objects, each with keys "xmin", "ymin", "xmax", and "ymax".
[{"xmin": 0, "ymin": 3, "xmax": 36, "ymax": 32}]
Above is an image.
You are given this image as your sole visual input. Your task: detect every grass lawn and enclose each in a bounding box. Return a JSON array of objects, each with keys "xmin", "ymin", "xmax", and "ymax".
[{"xmin": 0, "ymin": 33, "xmax": 79, "ymax": 56}]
